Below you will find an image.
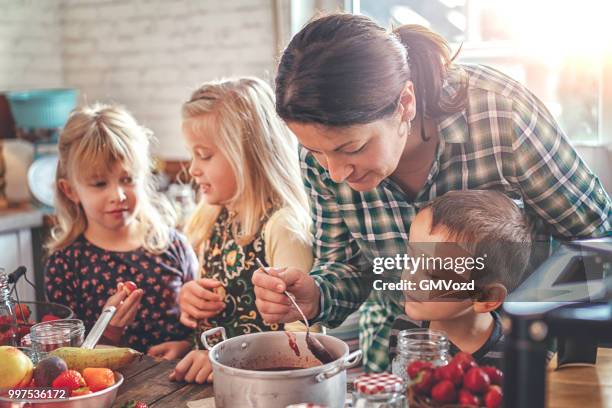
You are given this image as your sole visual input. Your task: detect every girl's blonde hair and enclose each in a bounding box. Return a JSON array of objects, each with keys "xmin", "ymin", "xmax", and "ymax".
[
  {"xmin": 182, "ymin": 77, "xmax": 311, "ymax": 251},
  {"xmin": 49, "ymin": 103, "xmax": 176, "ymax": 253}
]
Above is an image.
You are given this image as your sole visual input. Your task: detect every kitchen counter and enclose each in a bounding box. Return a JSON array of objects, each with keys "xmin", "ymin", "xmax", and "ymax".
[
  {"xmin": 0, "ymin": 202, "xmax": 44, "ymax": 233},
  {"xmin": 0, "ymin": 202, "xmax": 46, "ymax": 302}
]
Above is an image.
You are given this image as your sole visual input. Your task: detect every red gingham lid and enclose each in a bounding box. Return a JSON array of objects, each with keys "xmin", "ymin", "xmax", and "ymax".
[
  {"xmin": 285, "ymin": 404, "xmax": 327, "ymax": 408},
  {"xmin": 353, "ymin": 372, "xmax": 405, "ymax": 395}
]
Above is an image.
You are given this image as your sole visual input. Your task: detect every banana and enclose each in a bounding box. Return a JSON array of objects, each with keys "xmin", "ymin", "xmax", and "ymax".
[{"xmin": 49, "ymin": 347, "xmax": 142, "ymax": 371}]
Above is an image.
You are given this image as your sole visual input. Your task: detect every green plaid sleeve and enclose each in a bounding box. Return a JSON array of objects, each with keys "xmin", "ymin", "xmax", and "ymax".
[
  {"xmin": 512, "ymin": 90, "xmax": 611, "ymax": 237},
  {"xmin": 300, "ymin": 147, "xmax": 373, "ymax": 328}
]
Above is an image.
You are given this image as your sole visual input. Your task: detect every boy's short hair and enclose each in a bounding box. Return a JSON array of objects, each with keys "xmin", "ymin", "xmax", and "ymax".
[{"xmin": 423, "ymin": 190, "xmax": 533, "ymax": 293}]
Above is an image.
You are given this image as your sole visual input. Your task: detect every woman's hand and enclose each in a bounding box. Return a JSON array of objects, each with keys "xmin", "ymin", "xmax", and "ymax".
[
  {"xmin": 169, "ymin": 350, "xmax": 213, "ymax": 384},
  {"xmin": 252, "ymin": 267, "xmax": 321, "ymax": 324},
  {"xmin": 179, "ymin": 279, "xmax": 226, "ymax": 328},
  {"xmin": 102, "ymin": 282, "xmax": 144, "ymax": 344},
  {"xmin": 147, "ymin": 340, "xmax": 192, "ymax": 360}
]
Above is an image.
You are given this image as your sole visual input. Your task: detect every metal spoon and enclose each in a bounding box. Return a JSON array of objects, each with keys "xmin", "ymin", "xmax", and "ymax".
[{"xmin": 256, "ymin": 258, "xmax": 334, "ymax": 364}]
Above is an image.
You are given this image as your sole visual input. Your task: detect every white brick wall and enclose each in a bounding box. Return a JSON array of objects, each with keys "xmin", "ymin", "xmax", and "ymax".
[
  {"xmin": 61, "ymin": 0, "xmax": 278, "ymax": 159},
  {"xmin": 1, "ymin": 0, "xmax": 278, "ymax": 159},
  {"xmin": 0, "ymin": 0, "xmax": 64, "ymax": 90}
]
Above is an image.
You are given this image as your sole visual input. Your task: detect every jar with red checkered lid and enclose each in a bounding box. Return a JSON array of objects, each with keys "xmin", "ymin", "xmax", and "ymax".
[{"xmin": 352, "ymin": 372, "xmax": 406, "ymax": 407}]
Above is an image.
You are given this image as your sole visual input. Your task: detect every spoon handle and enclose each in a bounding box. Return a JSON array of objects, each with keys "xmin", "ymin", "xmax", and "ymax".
[{"xmin": 255, "ymin": 258, "xmax": 310, "ymax": 330}]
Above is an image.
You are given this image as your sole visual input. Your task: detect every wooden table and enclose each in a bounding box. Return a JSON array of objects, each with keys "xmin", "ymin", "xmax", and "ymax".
[
  {"xmin": 113, "ymin": 357, "xmax": 213, "ymax": 407},
  {"xmin": 547, "ymin": 348, "xmax": 612, "ymax": 408},
  {"xmin": 114, "ymin": 349, "xmax": 612, "ymax": 407}
]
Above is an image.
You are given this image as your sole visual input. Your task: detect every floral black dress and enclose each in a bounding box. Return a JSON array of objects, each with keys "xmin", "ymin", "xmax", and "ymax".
[
  {"xmin": 45, "ymin": 230, "xmax": 197, "ymax": 352},
  {"xmin": 196, "ymin": 208, "xmax": 281, "ymax": 346}
]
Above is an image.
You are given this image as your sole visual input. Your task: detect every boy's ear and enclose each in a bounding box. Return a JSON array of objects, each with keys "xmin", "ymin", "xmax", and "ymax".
[
  {"xmin": 58, "ymin": 179, "xmax": 79, "ymax": 204},
  {"xmin": 473, "ymin": 283, "xmax": 507, "ymax": 313}
]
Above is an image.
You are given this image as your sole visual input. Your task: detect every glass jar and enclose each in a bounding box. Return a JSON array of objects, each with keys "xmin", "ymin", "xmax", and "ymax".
[
  {"xmin": 0, "ymin": 270, "xmax": 18, "ymax": 346},
  {"xmin": 352, "ymin": 373, "xmax": 406, "ymax": 408},
  {"xmin": 391, "ymin": 329, "xmax": 450, "ymax": 386},
  {"xmin": 30, "ymin": 318, "xmax": 85, "ymax": 355}
]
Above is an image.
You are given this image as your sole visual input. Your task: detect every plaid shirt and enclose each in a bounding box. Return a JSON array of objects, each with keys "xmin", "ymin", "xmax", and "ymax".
[{"xmin": 302, "ymin": 64, "xmax": 612, "ymax": 372}]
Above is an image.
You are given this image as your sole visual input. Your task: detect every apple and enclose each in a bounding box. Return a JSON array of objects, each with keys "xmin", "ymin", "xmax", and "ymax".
[{"xmin": 0, "ymin": 346, "xmax": 33, "ymax": 388}]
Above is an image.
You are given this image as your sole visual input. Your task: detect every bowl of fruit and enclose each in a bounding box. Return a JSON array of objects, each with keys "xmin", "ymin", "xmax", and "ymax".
[
  {"xmin": 0, "ymin": 302, "xmax": 74, "ymax": 346},
  {"xmin": 407, "ymin": 352, "xmax": 503, "ymax": 408},
  {"xmin": 0, "ymin": 345, "xmax": 142, "ymax": 408}
]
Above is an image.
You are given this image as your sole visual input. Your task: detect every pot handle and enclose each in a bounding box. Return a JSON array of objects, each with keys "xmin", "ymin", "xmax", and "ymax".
[
  {"xmin": 314, "ymin": 349, "xmax": 362, "ymax": 383},
  {"xmin": 201, "ymin": 327, "xmax": 227, "ymax": 350}
]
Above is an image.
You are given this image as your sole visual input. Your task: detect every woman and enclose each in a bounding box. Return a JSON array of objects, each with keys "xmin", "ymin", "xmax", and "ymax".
[{"xmin": 253, "ymin": 14, "xmax": 611, "ymax": 372}]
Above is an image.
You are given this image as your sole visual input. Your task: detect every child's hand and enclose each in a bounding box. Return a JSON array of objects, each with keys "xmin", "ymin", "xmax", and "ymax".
[
  {"xmin": 179, "ymin": 279, "xmax": 226, "ymax": 328},
  {"xmin": 102, "ymin": 282, "xmax": 144, "ymax": 343},
  {"xmin": 169, "ymin": 350, "xmax": 213, "ymax": 384},
  {"xmin": 147, "ymin": 340, "xmax": 192, "ymax": 360}
]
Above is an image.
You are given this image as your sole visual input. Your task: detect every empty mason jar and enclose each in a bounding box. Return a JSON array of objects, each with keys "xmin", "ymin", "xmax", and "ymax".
[
  {"xmin": 391, "ymin": 328, "xmax": 450, "ymax": 385},
  {"xmin": 30, "ymin": 318, "xmax": 85, "ymax": 355}
]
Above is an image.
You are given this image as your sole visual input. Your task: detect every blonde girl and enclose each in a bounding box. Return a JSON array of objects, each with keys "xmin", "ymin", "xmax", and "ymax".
[
  {"xmin": 170, "ymin": 77, "xmax": 314, "ymax": 384},
  {"xmin": 45, "ymin": 104, "xmax": 198, "ymax": 358}
]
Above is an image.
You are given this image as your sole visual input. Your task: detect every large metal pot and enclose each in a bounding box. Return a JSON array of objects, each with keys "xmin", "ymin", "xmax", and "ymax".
[{"xmin": 202, "ymin": 327, "xmax": 362, "ymax": 408}]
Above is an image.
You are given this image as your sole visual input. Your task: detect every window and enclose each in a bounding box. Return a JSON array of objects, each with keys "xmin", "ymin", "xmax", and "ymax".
[{"xmin": 352, "ymin": 0, "xmax": 611, "ymax": 144}]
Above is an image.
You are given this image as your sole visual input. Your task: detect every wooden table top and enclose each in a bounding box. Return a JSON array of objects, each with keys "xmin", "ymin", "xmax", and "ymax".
[
  {"xmin": 547, "ymin": 348, "xmax": 612, "ymax": 408},
  {"xmin": 113, "ymin": 357, "xmax": 213, "ymax": 408},
  {"xmin": 114, "ymin": 348, "xmax": 612, "ymax": 407}
]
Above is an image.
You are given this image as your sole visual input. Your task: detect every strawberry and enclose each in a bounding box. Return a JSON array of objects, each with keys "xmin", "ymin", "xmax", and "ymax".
[
  {"xmin": 431, "ymin": 379, "xmax": 457, "ymax": 403},
  {"xmin": 484, "ymin": 385, "xmax": 503, "ymax": 408},
  {"xmin": 41, "ymin": 314, "xmax": 60, "ymax": 322},
  {"xmin": 458, "ymin": 388, "xmax": 481, "ymax": 406},
  {"xmin": 412, "ymin": 368, "xmax": 434, "ymax": 395},
  {"xmin": 464, "ymin": 367, "xmax": 491, "ymax": 394},
  {"xmin": 451, "ymin": 351, "xmax": 477, "ymax": 372},
  {"xmin": 71, "ymin": 387, "xmax": 92, "ymax": 397},
  {"xmin": 82, "ymin": 367, "xmax": 115, "ymax": 392},
  {"xmin": 120, "ymin": 401, "xmax": 148, "ymax": 408},
  {"xmin": 406, "ymin": 360, "xmax": 433, "ymax": 380},
  {"xmin": 14, "ymin": 304, "xmax": 30, "ymax": 320},
  {"xmin": 481, "ymin": 365, "xmax": 503, "ymax": 385},
  {"xmin": 124, "ymin": 281, "xmax": 138, "ymax": 295},
  {"xmin": 437, "ymin": 362, "xmax": 463, "ymax": 386},
  {"xmin": 51, "ymin": 370, "xmax": 86, "ymax": 391}
]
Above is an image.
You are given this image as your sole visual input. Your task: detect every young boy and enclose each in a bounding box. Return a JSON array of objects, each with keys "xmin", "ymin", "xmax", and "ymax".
[{"xmin": 389, "ymin": 190, "xmax": 535, "ymax": 369}]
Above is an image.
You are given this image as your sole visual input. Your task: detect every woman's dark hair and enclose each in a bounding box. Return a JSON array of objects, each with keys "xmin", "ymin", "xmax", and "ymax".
[{"xmin": 276, "ymin": 13, "xmax": 467, "ymax": 137}]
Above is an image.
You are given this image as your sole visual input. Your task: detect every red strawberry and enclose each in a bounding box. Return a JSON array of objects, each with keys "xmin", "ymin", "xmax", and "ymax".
[
  {"xmin": 119, "ymin": 401, "xmax": 148, "ymax": 408},
  {"xmin": 452, "ymin": 351, "xmax": 477, "ymax": 372},
  {"xmin": 458, "ymin": 389, "xmax": 481, "ymax": 406},
  {"xmin": 484, "ymin": 385, "xmax": 503, "ymax": 408},
  {"xmin": 437, "ymin": 362, "xmax": 463, "ymax": 386},
  {"xmin": 431, "ymin": 380, "xmax": 457, "ymax": 403},
  {"xmin": 406, "ymin": 360, "xmax": 433, "ymax": 380},
  {"xmin": 124, "ymin": 281, "xmax": 138, "ymax": 295},
  {"xmin": 412, "ymin": 368, "xmax": 434, "ymax": 395},
  {"xmin": 14, "ymin": 304, "xmax": 30, "ymax": 320},
  {"xmin": 481, "ymin": 365, "xmax": 503, "ymax": 385},
  {"xmin": 41, "ymin": 314, "xmax": 60, "ymax": 322},
  {"xmin": 464, "ymin": 367, "xmax": 491, "ymax": 394},
  {"xmin": 51, "ymin": 370, "xmax": 86, "ymax": 391},
  {"xmin": 71, "ymin": 387, "xmax": 92, "ymax": 397}
]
